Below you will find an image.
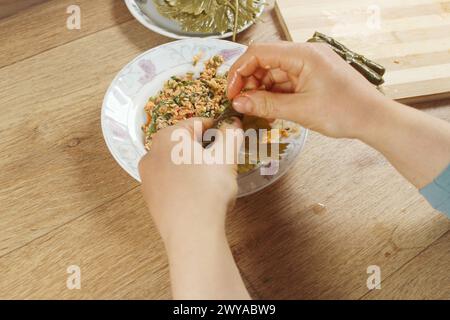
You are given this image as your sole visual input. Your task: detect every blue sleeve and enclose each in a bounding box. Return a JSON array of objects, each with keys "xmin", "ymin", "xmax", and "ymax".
[{"xmin": 420, "ymin": 163, "xmax": 450, "ymax": 218}]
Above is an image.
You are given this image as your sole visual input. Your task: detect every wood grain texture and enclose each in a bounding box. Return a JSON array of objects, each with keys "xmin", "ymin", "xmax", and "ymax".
[
  {"xmin": 0, "ymin": 0, "xmax": 133, "ymax": 68},
  {"xmin": 0, "ymin": 0, "xmax": 449, "ymax": 299},
  {"xmin": 0, "ymin": 189, "xmax": 171, "ymax": 299},
  {"xmin": 0, "ymin": 0, "xmax": 49, "ymax": 19},
  {"xmin": 363, "ymin": 231, "xmax": 449, "ymax": 299},
  {"xmin": 0, "ymin": 15, "xmax": 169, "ymax": 256},
  {"xmin": 275, "ymin": 0, "xmax": 450, "ymax": 103}
]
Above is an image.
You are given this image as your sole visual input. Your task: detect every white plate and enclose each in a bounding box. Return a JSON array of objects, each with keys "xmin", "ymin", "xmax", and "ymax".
[
  {"xmin": 101, "ymin": 38, "xmax": 307, "ymax": 197},
  {"xmin": 125, "ymin": 0, "xmax": 265, "ymax": 39}
]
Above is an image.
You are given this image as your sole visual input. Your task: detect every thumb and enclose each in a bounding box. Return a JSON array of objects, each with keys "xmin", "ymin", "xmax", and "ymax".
[
  {"xmin": 213, "ymin": 117, "xmax": 244, "ymax": 164},
  {"xmin": 232, "ymin": 90, "xmax": 303, "ymax": 121}
]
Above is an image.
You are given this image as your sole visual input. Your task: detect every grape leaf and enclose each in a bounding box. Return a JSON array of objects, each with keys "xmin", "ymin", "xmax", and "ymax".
[{"xmin": 155, "ymin": 0, "xmax": 264, "ymax": 36}]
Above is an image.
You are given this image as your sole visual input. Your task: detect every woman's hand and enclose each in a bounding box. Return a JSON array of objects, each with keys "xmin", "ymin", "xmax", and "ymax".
[
  {"xmin": 139, "ymin": 117, "xmax": 250, "ymax": 299},
  {"xmin": 139, "ymin": 117, "xmax": 243, "ymax": 246},
  {"xmin": 227, "ymin": 42, "xmax": 450, "ymax": 191},
  {"xmin": 227, "ymin": 42, "xmax": 389, "ymax": 140}
]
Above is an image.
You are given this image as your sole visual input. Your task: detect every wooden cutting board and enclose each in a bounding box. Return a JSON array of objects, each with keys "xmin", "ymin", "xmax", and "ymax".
[{"xmin": 275, "ymin": 0, "xmax": 450, "ymax": 104}]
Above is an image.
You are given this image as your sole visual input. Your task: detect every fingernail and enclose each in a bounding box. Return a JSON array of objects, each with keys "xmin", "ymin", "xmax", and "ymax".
[
  {"xmin": 229, "ymin": 73, "xmax": 237, "ymax": 88},
  {"xmin": 233, "ymin": 96, "xmax": 252, "ymax": 113},
  {"xmin": 230, "ymin": 116, "xmax": 242, "ymax": 127},
  {"xmin": 228, "ymin": 72, "xmax": 237, "ymax": 85}
]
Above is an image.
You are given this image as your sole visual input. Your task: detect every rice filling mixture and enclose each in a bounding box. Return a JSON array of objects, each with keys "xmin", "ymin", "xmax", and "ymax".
[{"xmin": 143, "ymin": 55, "xmax": 229, "ymax": 150}]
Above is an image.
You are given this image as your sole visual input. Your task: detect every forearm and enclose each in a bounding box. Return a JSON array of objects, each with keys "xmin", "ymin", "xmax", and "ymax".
[
  {"xmin": 165, "ymin": 211, "xmax": 250, "ymax": 300},
  {"xmin": 359, "ymin": 98, "xmax": 450, "ymax": 188}
]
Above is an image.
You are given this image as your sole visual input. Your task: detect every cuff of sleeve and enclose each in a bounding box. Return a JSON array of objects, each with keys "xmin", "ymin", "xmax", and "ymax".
[{"xmin": 420, "ymin": 163, "xmax": 450, "ymax": 218}]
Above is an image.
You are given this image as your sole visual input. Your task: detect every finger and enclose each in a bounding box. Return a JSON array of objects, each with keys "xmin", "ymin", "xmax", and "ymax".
[
  {"xmin": 243, "ymin": 75, "xmax": 261, "ymax": 91},
  {"xmin": 253, "ymin": 67, "xmax": 268, "ymax": 80},
  {"xmin": 213, "ymin": 117, "xmax": 244, "ymax": 164},
  {"xmin": 154, "ymin": 117, "xmax": 213, "ymax": 143},
  {"xmin": 227, "ymin": 54, "xmax": 267, "ymax": 99},
  {"xmin": 227, "ymin": 43, "xmax": 306, "ymax": 99},
  {"xmin": 182, "ymin": 117, "xmax": 214, "ymax": 142},
  {"xmin": 179, "ymin": 117, "xmax": 214, "ymax": 130},
  {"xmin": 261, "ymin": 68, "xmax": 290, "ymax": 89},
  {"xmin": 232, "ymin": 90, "xmax": 305, "ymax": 121},
  {"xmin": 227, "ymin": 69, "xmax": 246, "ymax": 99}
]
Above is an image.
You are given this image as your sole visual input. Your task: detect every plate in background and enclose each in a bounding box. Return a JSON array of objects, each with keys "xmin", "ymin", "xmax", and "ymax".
[{"xmin": 125, "ymin": 0, "xmax": 265, "ymax": 39}]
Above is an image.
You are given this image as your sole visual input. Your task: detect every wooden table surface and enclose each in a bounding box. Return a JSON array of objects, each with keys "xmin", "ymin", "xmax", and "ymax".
[{"xmin": 0, "ymin": 0, "xmax": 449, "ymax": 299}]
